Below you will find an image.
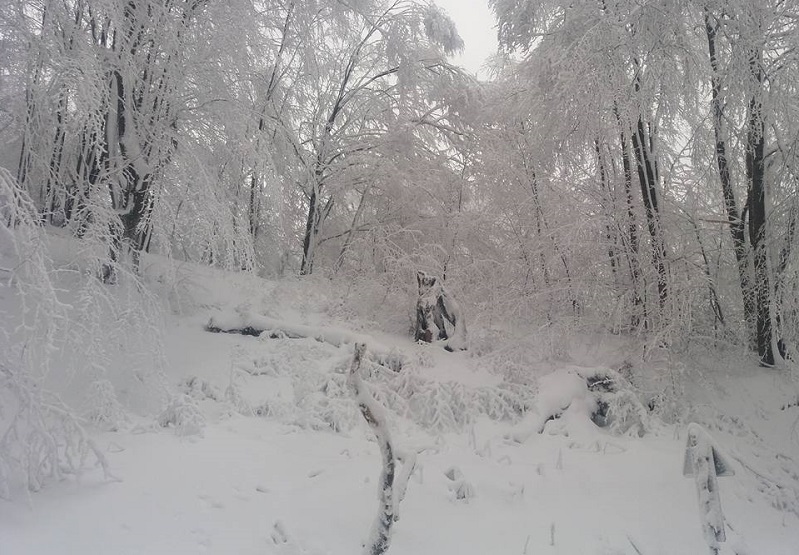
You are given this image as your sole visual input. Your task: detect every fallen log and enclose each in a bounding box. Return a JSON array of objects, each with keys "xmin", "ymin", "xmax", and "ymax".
[{"xmin": 204, "ymin": 310, "xmax": 404, "ymax": 372}]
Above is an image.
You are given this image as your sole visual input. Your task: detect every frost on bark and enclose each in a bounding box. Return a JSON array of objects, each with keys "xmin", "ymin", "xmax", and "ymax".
[
  {"xmin": 413, "ymin": 271, "xmax": 467, "ymax": 351},
  {"xmin": 349, "ymin": 343, "xmax": 395, "ymax": 555}
]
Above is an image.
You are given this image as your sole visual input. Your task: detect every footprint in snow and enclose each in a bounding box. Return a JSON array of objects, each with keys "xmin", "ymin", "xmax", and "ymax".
[
  {"xmin": 271, "ymin": 521, "xmax": 326, "ymax": 555},
  {"xmin": 198, "ymin": 493, "xmax": 225, "ymax": 509}
]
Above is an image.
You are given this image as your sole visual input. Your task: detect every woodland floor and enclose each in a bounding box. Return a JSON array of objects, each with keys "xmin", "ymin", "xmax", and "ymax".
[{"xmin": 1, "ymin": 242, "xmax": 798, "ymax": 555}]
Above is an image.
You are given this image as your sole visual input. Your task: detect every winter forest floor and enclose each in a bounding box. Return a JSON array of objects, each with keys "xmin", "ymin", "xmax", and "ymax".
[{"xmin": 2, "ymin": 234, "xmax": 799, "ymax": 555}]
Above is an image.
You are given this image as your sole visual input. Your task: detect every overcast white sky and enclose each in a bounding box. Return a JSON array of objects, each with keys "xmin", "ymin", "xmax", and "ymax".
[{"xmin": 434, "ymin": 0, "xmax": 499, "ymax": 78}]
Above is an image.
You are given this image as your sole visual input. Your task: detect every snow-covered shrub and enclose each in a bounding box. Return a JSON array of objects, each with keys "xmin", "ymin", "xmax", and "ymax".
[
  {"xmin": 85, "ymin": 379, "xmax": 128, "ymax": 431},
  {"xmin": 581, "ymin": 368, "xmax": 653, "ymax": 437},
  {"xmin": 157, "ymin": 395, "xmax": 206, "ymax": 436},
  {"xmin": 618, "ymin": 352, "xmax": 687, "ymax": 425},
  {"xmin": 370, "ymin": 348, "xmax": 406, "ymax": 373},
  {"xmin": 0, "ymin": 362, "xmax": 116, "ymax": 497},
  {"xmin": 510, "ymin": 366, "xmax": 654, "ymax": 442},
  {"xmin": 370, "ymin": 366, "xmax": 530, "ymax": 432},
  {"xmin": 0, "ymin": 168, "xmax": 116, "ymax": 496},
  {"xmin": 473, "ymin": 335, "xmax": 552, "ymax": 383},
  {"xmin": 295, "ymin": 390, "xmax": 360, "ymax": 432},
  {"xmin": 183, "ymin": 376, "xmax": 223, "ymax": 402},
  {"xmin": 60, "ymin": 255, "xmax": 168, "ymax": 414},
  {"xmin": 223, "ymin": 334, "xmax": 530, "ymax": 434}
]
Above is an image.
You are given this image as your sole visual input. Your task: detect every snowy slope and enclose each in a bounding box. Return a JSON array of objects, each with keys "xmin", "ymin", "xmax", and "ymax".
[{"xmin": 1, "ymin": 250, "xmax": 799, "ymax": 555}]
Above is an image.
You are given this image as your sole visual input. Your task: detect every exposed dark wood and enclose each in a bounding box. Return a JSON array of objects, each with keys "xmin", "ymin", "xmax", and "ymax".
[
  {"xmin": 746, "ymin": 46, "xmax": 774, "ymax": 366},
  {"xmin": 704, "ymin": 10, "xmax": 754, "ymax": 343},
  {"xmin": 631, "ymin": 116, "xmax": 668, "ymax": 309}
]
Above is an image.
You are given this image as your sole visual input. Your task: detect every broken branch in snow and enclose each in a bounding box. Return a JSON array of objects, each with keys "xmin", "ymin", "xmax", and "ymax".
[
  {"xmin": 349, "ymin": 343, "xmax": 396, "ymax": 555},
  {"xmin": 683, "ymin": 423, "xmax": 734, "ymax": 554}
]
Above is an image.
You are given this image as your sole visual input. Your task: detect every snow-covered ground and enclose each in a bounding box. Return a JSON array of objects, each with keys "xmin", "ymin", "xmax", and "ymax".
[{"xmin": 2, "ymin": 240, "xmax": 799, "ymax": 554}]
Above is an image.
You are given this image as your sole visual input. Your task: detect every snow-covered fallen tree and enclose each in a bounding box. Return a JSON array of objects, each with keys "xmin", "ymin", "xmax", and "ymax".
[{"xmin": 206, "ymin": 308, "xmax": 405, "ymax": 371}]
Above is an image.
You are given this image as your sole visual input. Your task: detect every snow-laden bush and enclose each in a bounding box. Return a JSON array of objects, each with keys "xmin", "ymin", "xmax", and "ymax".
[
  {"xmin": 85, "ymin": 379, "xmax": 128, "ymax": 432},
  {"xmin": 509, "ymin": 366, "xmax": 655, "ymax": 442},
  {"xmin": 582, "ymin": 368, "xmax": 654, "ymax": 437},
  {"xmin": 183, "ymin": 376, "xmax": 223, "ymax": 402},
  {"xmin": 224, "ymin": 337, "xmax": 531, "ymax": 433},
  {"xmin": 0, "ymin": 362, "xmax": 116, "ymax": 498},
  {"xmin": 157, "ymin": 395, "xmax": 206, "ymax": 436},
  {"xmin": 0, "ymin": 168, "xmax": 118, "ymax": 496},
  {"xmin": 322, "ymin": 361, "xmax": 529, "ymax": 433}
]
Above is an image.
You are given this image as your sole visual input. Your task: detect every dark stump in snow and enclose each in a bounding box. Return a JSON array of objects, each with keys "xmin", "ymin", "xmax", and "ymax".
[{"xmin": 413, "ymin": 271, "xmax": 466, "ymax": 351}]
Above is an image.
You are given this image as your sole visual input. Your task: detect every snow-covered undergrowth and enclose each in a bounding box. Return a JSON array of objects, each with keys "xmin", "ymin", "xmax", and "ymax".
[
  {"xmin": 0, "ymin": 176, "xmax": 152, "ymax": 498},
  {"xmin": 2, "ymin": 227, "xmax": 799, "ymax": 554}
]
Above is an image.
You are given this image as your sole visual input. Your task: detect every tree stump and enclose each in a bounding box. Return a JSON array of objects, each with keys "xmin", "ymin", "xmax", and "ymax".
[{"xmin": 413, "ymin": 271, "xmax": 466, "ymax": 351}]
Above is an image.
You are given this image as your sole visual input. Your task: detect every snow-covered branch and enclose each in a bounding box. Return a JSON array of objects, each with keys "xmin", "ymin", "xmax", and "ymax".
[{"xmin": 349, "ymin": 343, "xmax": 396, "ymax": 555}]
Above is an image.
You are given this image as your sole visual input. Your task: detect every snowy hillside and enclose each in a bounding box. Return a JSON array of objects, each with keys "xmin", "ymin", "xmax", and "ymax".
[
  {"xmin": 2, "ymin": 237, "xmax": 798, "ymax": 555},
  {"xmin": 4, "ymin": 0, "xmax": 799, "ymax": 552}
]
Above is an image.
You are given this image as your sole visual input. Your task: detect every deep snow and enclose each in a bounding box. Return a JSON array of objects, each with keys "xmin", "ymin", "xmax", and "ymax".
[{"xmin": 1, "ymin": 240, "xmax": 799, "ymax": 555}]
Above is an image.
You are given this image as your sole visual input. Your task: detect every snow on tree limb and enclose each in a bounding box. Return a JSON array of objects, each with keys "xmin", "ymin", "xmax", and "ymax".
[
  {"xmin": 349, "ymin": 343, "xmax": 396, "ymax": 555},
  {"xmin": 684, "ymin": 423, "xmax": 734, "ymax": 554}
]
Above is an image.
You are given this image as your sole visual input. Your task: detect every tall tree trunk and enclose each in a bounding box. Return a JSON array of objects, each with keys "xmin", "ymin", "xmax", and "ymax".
[
  {"xmin": 249, "ymin": 172, "xmax": 260, "ymax": 242},
  {"xmin": 595, "ymin": 140, "xmax": 618, "ymax": 281},
  {"xmin": 704, "ymin": 11, "xmax": 755, "ymax": 344},
  {"xmin": 630, "ymin": 117, "xmax": 668, "ymax": 310},
  {"xmin": 300, "ymin": 183, "xmax": 319, "ymax": 275},
  {"xmin": 746, "ymin": 46, "xmax": 774, "ymax": 366},
  {"xmin": 45, "ymin": 93, "xmax": 68, "ymax": 224},
  {"xmin": 17, "ymin": 28, "xmax": 46, "ymax": 208},
  {"xmin": 619, "ymin": 128, "xmax": 644, "ymax": 328}
]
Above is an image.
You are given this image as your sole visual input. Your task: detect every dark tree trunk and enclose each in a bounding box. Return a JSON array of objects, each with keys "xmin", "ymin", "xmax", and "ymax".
[
  {"xmin": 300, "ymin": 186, "xmax": 318, "ymax": 275},
  {"xmin": 705, "ymin": 11, "xmax": 755, "ymax": 344},
  {"xmin": 45, "ymin": 93, "xmax": 68, "ymax": 224},
  {"xmin": 631, "ymin": 117, "xmax": 668, "ymax": 309},
  {"xmin": 620, "ymin": 129, "xmax": 644, "ymax": 328},
  {"xmin": 595, "ymin": 141, "xmax": 617, "ymax": 279},
  {"xmin": 746, "ymin": 47, "xmax": 774, "ymax": 366},
  {"xmin": 249, "ymin": 172, "xmax": 260, "ymax": 241}
]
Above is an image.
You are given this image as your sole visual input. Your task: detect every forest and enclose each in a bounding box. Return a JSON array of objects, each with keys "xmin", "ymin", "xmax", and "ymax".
[{"xmin": 1, "ymin": 0, "xmax": 798, "ymax": 554}]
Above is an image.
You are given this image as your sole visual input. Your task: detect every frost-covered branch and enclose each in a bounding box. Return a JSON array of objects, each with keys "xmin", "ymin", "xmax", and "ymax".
[{"xmin": 349, "ymin": 343, "xmax": 396, "ymax": 555}]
